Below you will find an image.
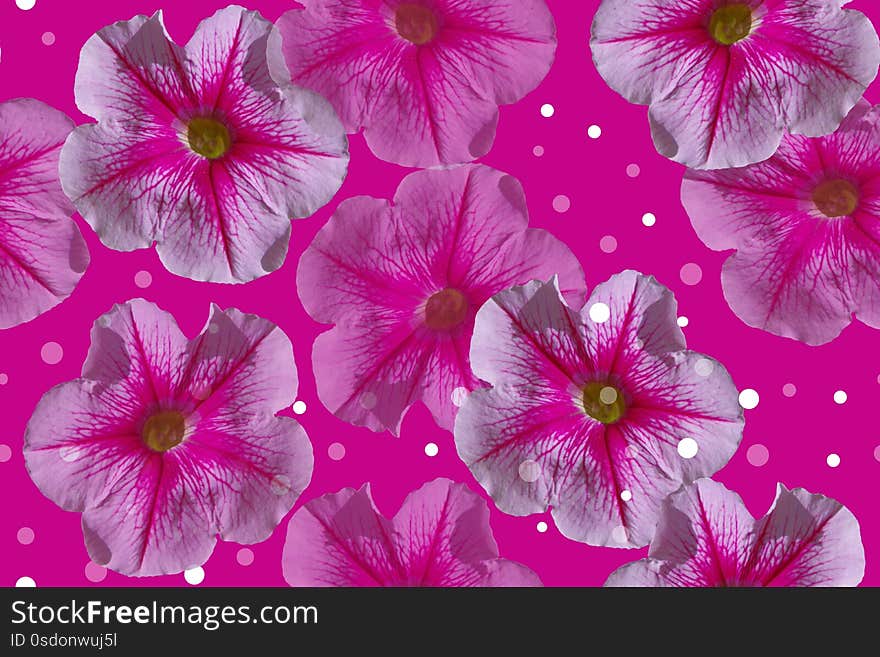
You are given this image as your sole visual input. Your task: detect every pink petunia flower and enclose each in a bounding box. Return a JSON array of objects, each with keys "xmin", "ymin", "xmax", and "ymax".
[
  {"xmin": 24, "ymin": 299, "xmax": 313, "ymax": 576},
  {"xmin": 0, "ymin": 99, "xmax": 89, "ymax": 329},
  {"xmin": 282, "ymin": 478, "xmax": 542, "ymax": 587},
  {"xmin": 297, "ymin": 164, "xmax": 585, "ymax": 435},
  {"xmin": 682, "ymin": 101, "xmax": 880, "ymax": 345},
  {"xmin": 274, "ymin": 0, "xmax": 556, "ymax": 167},
  {"xmin": 60, "ymin": 6, "xmax": 349, "ymax": 284},
  {"xmin": 591, "ymin": 0, "xmax": 880, "ymax": 169},
  {"xmin": 606, "ymin": 478, "xmax": 864, "ymax": 587},
  {"xmin": 455, "ymin": 271, "xmax": 744, "ymax": 548}
]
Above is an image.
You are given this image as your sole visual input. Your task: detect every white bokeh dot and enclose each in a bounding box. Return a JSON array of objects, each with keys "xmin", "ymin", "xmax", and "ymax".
[
  {"xmin": 677, "ymin": 316, "xmax": 689, "ymax": 328},
  {"xmin": 536, "ymin": 521, "xmax": 548, "ymax": 533},
  {"xmin": 694, "ymin": 358, "xmax": 714, "ymax": 377},
  {"xmin": 292, "ymin": 400, "xmax": 307, "ymax": 415},
  {"xmin": 15, "ymin": 576, "xmax": 36, "ymax": 587},
  {"xmin": 424, "ymin": 442, "xmax": 439, "ymax": 457},
  {"xmin": 587, "ymin": 124, "xmax": 602, "ymax": 139},
  {"xmin": 540, "ymin": 103, "xmax": 555, "ymax": 118},
  {"xmin": 833, "ymin": 390, "xmax": 847, "ymax": 405},
  {"xmin": 611, "ymin": 526, "xmax": 628, "ymax": 544},
  {"xmin": 677, "ymin": 437, "xmax": 699, "ymax": 459},
  {"xmin": 518, "ymin": 459, "xmax": 541, "ymax": 483},
  {"xmin": 599, "ymin": 386, "xmax": 618, "ymax": 404},
  {"xmin": 826, "ymin": 453, "xmax": 841, "ymax": 468},
  {"xmin": 589, "ymin": 302, "xmax": 611, "ymax": 324},
  {"xmin": 16, "ymin": 0, "xmax": 37, "ymax": 10},
  {"xmin": 184, "ymin": 567, "xmax": 205, "ymax": 585},
  {"xmin": 642, "ymin": 212, "xmax": 656, "ymax": 227},
  {"xmin": 738, "ymin": 388, "xmax": 760, "ymax": 410},
  {"xmin": 451, "ymin": 386, "xmax": 469, "ymax": 407},
  {"xmin": 620, "ymin": 490, "xmax": 632, "ymax": 502}
]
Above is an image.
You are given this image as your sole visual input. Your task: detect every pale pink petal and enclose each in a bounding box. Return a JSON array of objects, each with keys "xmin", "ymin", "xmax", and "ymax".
[
  {"xmin": 746, "ymin": 484, "xmax": 864, "ymax": 587},
  {"xmin": 282, "ymin": 485, "xmax": 402, "ymax": 587},
  {"xmin": 299, "ymin": 165, "xmax": 583, "ymax": 434},
  {"xmin": 606, "ymin": 480, "xmax": 865, "ymax": 587},
  {"xmin": 282, "ymin": 478, "xmax": 540, "ymax": 587},
  {"xmin": 0, "ymin": 99, "xmax": 87, "ymax": 328},
  {"xmin": 457, "ymin": 273, "xmax": 742, "ymax": 547},
  {"xmin": 276, "ymin": 0, "xmax": 555, "ymax": 167}
]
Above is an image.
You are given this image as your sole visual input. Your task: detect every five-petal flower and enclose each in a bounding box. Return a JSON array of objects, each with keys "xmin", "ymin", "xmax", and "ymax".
[
  {"xmin": 591, "ymin": 0, "xmax": 880, "ymax": 169},
  {"xmin": 24, "ymin": 299, "xmax": 313, "ymax": 576},
  {"xmin": 455, "ymin": 271, "xmax": 744, "ymax": 548},
  {"xmin": 60, "ymin": 6, "xmax": 349, "ymax": 284},
  {"xmin": 297, "ymin": 164, "xmax": 585, "ymax": 435},
  {"xmin": 275, "ymin": 0, "xmax": 556, "ymax": 167}
]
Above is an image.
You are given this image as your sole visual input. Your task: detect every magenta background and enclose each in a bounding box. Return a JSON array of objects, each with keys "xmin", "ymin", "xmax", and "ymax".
[{"xmin": 1, "ymin": 0, "xmax": 879, "ymax": 587}]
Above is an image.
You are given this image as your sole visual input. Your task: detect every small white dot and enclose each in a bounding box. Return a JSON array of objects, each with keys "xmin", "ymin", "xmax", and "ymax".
[
  {"xmin": 587, "ymin": 124, "xmax": 602, "ymax": 139},
  {"xmin": 16, "ymin": 576, "xmax": 36, "ymax": 587},
  {"xmin": 826, "ymin": 453, "xmax": 841, "ymax": 468},
  {"xmin": 738, "ymin": 389, "xmax": 760, "ymax": 410},
  {"xmin": 425, "ymin": 442, "xmax": 439, "ymax": 457},
  {"xmin": 677, "ymin": 437, "xmax": 699, "ymax": 459},
  {"xmin": 518, "ymin": 459, "xmax": 541, "ymax": 483},
  {"xmin": 536, "ymin": 521, "xmax": 548, "ymax": 533},
  {"xmin": 642, "ymin": 212, "xmax": 656, "ymax": 227},
  {"xmin": 833, "ymin": 390, "xmax": 847, "ymax": 405},
  {"xmin": 694, "ymin": 358, "xmax": 714, "ymax": 377},
  {"xmin": 620, "ymin": 490, "xmax": 632, "ymax": 502},
  {"xmin": 184, "ymin": 567, "xmax": 205, "ymax": 585},
  {"xmin": 589, "ymin": 302, "xmax": 611, "ymax": 324},
  {"xmin": 16, "ymin": 0, "xmax": 37, "ymax": 10},
  {"xmin": 677, "ymin": 316, "xmax": 689, "ymax": 328},
  {"xmin": 540, "ymin": 103, "xmax": 555, "ymax": 118},
  {"xmin": 292, "ymin": 400, "xmax": 307, "ymax": 415},
  {"xmin": 611, "ymin": 526, "xmax": 628, "ymax": 544}
]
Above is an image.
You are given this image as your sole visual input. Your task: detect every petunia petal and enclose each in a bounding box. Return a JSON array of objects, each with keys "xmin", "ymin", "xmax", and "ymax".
[
  {"xmin": 745, "ymin": 484, "xmax": 865, "ymax": 587},
  {"xmin": 605, "ymin": 479, "xmax": 755, "ymax": 587},
  {"xmin": 282, "ymin": 485, "xmax": 403, "ymax": 587},
  {"xmin": 0, "ymin": 99, "xmax": 87, "ymax": 328}
]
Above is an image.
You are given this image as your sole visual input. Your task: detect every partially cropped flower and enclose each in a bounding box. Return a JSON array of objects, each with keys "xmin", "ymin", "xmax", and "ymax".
[
  {"xmin": 275, "ymin": 0, "xmax": 556, "ymax": 167},
  {"xmin": 283, "ymin": 478, "xmax": 541, "ymax": 587},
  {"xmin": 24, "ymin": 299, "xmax": 313, "ymax": 576},
  {"xmin": 455, "ymin": 271, "xmax": 743, "ymax": 548},
  {"xmin": 0, "ymin": 99, "xmax": 88, "ymax": 329},
  {"xmin": 591, "ymin": 0, "xmax": 880, "ymax": 169},
  {"xmin": 298, "ymin": 164, "xmax": 584, "ymax": 435},
  {"xmin": 60, "ymin": 6, "xmax": 348, "ymax": 284},
  {"xmin": 682, "ymin": 101, "xmax": 880, "ymax": 345},
  {"xmin": 606, "ymin": 479, "xmax": 864, "ymax": 587}
]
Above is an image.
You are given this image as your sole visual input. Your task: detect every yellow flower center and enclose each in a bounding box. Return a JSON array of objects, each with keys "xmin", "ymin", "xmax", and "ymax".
[
  {"xmin": 187, "ymin": 117, "xmax": 232, "ymax": 159},
  {"xmin": 395, "ymin": 3, "xmax": 439, "ymax": 45},
  {"xmin": 424, "ymin": 288, "xmax": 468, "ymax": 331},
  {"xmin": 582, "ymin": 382, "xmax": 626, "ymax": 425},
  {"xmin": 141, "ymin": 410, "xmax": 187, "ymax": 453},
  {"xmin": 709, "ymin": 4, "xmax": 753, "ymax": 45},
  {"xmin": 812, "ymin": 179, "xmax": 859, "ymax": 218}
]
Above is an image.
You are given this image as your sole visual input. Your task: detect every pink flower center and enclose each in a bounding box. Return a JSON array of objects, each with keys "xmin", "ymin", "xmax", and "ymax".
[
  {"xmin": 709, "ymin": 4, "xmax": 753, "ymax": 45},
  {"xmin": 141, "ymin": 410, "xmax": 187, "ymax": 452},
  {"xmin": 424, "ymin": 288, "xmax": 468, "ymax": 331},
  {"xmin": 187, "ymin": 117, "xmax": 232, "ymax": 159},
  {"xmin": 582, "ymin": 382, "xmax": 626, "ymax": 424},
  {"xmin": 395, "ymin": 3, "xmax": 439, "ymax": 45},
  {"xmin": 812, "ymin": 179, "xmax": 859, "ymax": 218}
]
